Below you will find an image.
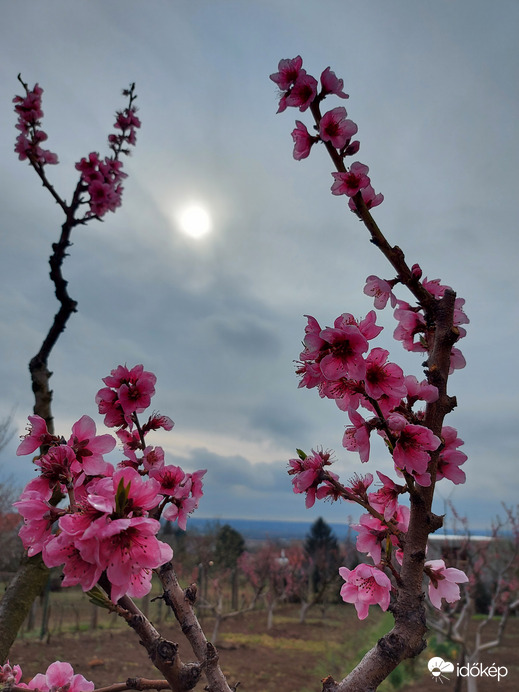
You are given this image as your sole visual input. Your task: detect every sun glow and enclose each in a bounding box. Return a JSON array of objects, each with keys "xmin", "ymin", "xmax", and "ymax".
[{"xmin": 178, "ymin": 205, "xmax": 212, "ymax": 239}]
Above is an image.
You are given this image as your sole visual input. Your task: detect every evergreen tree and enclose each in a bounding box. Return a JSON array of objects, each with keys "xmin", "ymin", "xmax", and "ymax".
[
  {"xmin": 304, "ymin": 517, "xmax": 340, "ymax": 594},
  {"xmin": 214, "ymin": 524, "xmax": 245, "ymax": 569}
]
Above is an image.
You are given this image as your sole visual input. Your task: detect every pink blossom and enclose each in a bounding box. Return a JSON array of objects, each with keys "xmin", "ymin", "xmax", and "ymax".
[
  {"xmin": 345, "ymin": 473, "xmax": 373, "ymax": 500},
  {"xmin": 288, "ymin": 449, "xmax": 335, "ymax": 508},
  {"xmin": 189, "ymin": 469, "xmax": 206, "ymax": 503},
  {"xmin": 394, "ymin": 504, "xmax": 410, "ymax": 533},
  {"xmin": 114, "ymin": 108, "xmax": 141, "ymax": 132},
  {"xmin": 436, "ymin": 426, "xmax": 467, "ymax": 484},
  {"xmin": 320, "ymin": 67, "xmax": 349, "ymax": 99},
  {"xmin": 361, "ymin": 312, "xmax": 385, "ymax": 342},
  {"xmin": 68, "ymin": 415, "xmax": 115, "ymax": 476},
  {"xmin": 425, "ymin": 559, "xmax": 469, "ymax": 609},
  {"xmin": 301, "ymin": 314, "xmax": 326, "ymax": 359},
  {"xmin": 17, "ymin": 415, "xmax": 57, "ymax": 456},
  {"xmin": 342, "ymin": 409, "xmax": 371, "ymax": 463},
  {"xmin": 170, "ymin": 470, "xmax": 207, "ymax": 528},
  {"xmin": 87, "ymin": 179, "xmax": 122, "ymax": 217},
  {"xmin": 352, "ymin": 514, "xmax": 387, "ymax": 564},
  {"xmin": 385, "ymin": 413, "xmax": 407, "ymax": 432},
  {"xmin": 163, "ymin": 493, "xmax": 198, "ymax": 531},
  {"xmin": 368, "ymin": 472, "xmax": 403, "ymax": 521},
  {"xmin": 296, "ymin": 360, "xmax": 323, "ymax": 390},
  {"xmin": 18, "ymin": 661, "xmax": 94, "ymax": 692},
  {"xmin": 14, "ymin": 486, "xmax": 63, "ymax": 557},
  {"xmin": 153, "ymin": 466, "xmax": 206, "ymax": 530},
  {"xmin": 43, "ymin": 531, "xmax": 103, "ymax": 592},
  {"xmin": 35, "ymin": 445, "xmax": 77, "ymax": 488},
  {"xmin": 87, "ymin": 467, "xmax": 161, "ymax": 517},
  {"xmin": 94, "ymin": 515, "xmax": 172, "ymax": 601},
  {"xmin": 364, "ymin": 347, "xmax": 407, "ymax": 401},
  {"xmin": 285, "ymin": 71, "xmax": 318, "ymax": 111},
  {"xmin": 329, "ymin": 311, "xmax": 382, "ymax": 341},
  {"xmin": 363, "ymin": 275, "xmax": 396, "ymax": 310},
  {"xmin": 411, "ymin": 263, "xmax": 422, "ymax": 280},
  {"xmin": 320, "ymin": 377, "xmax": 363, "ymax": 412},
  {"xmin": 270, "ymin": 56, "xmax": 304, "ymax": 92},
  {"xmin": 339, "ymin": 563, "xmax": 391, "ymax": 620},
  {"xmin": 75, "ymin": 94, "xmax": 138, "ymax": 218},
  {"xmin": 348, "ymin": 184, "xmax": 384, "ymax": 212},
  {"xmin": 75, "ymin": 152, "xmax": 102, "ymax": 181},
  {"xmin": 142, "ymin": 413, "xmax": 175, "ymax": 433},
  {"xmin": 319, "ymin": 323, "xmax": 368, "ymax": 380},
  {"xmin": 97, "ymin": 364, "xmax": 157, "ymax": 426},
  {"xmin": 319, "ymin": 107, "xmax": 357, "ymax": 150},
  {"xmin": 393, "ymin": 424, "xmax": 441, "ymax": 486},
  {"xmin": 14, "ymin": 131, "xmax": 58, "ymax": 165},
  {"xmin": 331, "ymin": 162, "xmax": 371, "ymax": 197},
  {"xmin": 453, "ymin": 296, "xmax": 469, "ymax": 330},
  {"xmin": 96, "ymin": 386, "xmax": 126, "ymax": 428},
  {"xmin": 141, "ymin": 445, "xmax": 165, "ymax": 472},
  {"xmin": 393, "ymin": 301, "xmax": 427, "ymax": 352},
  {"xmin": 116, "ymin": 366, "xmax": 157, "ymax": 416},
  {"xmin": 13, "ymin": 82, "xmax": 59, "ymax": 166},
  {"xmin": 344, "ymin": 139, "xmax": 361, "ymax": 157},
  {"xmin": 13, "ymin": 83, "xmax": 44, "ymax": 126},
  {"xmin": 117, "ymin": 427, "xmax": 142, "ymax": 454},
  {"xmin": 449, "ymin": 347, "xmax": 466, "ymax": 373},
  {"xmin": 404, "ymin": 375, "xmax": 439, "ymax": 404},
  {"xmin": 151, "ymin": 464, "xmax": 186, "ymax": 496},
  {"xmin": 0, "ymin": 661, "xmax": 22, "ymax": 686},
  {"xmin": 291, "ymin": 120, "xmax": 316, "ymax": 160}
]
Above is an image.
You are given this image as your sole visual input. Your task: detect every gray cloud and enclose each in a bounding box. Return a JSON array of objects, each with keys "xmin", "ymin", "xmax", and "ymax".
[{"xmin": 1, "ymin": 0, "xmax": 518, "ymax": 532}]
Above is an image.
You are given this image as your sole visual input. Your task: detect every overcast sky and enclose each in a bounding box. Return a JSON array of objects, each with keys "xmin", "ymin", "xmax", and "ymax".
[{"xmin": 1, "ymin": 0, "xmax": 517, "ymax": 532}]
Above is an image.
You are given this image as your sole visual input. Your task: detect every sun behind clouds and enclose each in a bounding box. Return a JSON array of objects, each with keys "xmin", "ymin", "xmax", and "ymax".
[{"xmin": 177, "ymin": 204, "xmax": 212, "ymax": 239}]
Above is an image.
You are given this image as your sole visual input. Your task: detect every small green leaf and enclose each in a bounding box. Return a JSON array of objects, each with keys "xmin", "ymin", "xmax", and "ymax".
[{"xmin": 86, "ymin": 585, "xmax": 113, "ymax": 610}]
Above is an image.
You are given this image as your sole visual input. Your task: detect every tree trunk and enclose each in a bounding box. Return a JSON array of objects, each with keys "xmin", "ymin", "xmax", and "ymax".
[{"xmin": 0, "ymin": 554, "xmax": 49, "ymax": 662}]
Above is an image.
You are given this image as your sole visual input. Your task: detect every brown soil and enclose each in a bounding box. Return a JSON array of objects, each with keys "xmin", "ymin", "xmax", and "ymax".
[{"xmin": 8, "ymin": 607, "xmax": 519, "ymax": 692}]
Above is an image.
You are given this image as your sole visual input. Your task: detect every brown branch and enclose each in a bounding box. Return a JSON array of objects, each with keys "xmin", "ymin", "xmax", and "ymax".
[
  {"xmin": 93, "ymin": 576, "xmax": 201, "ymax": 692},
  {"xmin": 29, "ymin": 213, "xmax": 80, "ymax": 433},
  {"xmin": 304, "ymin": 107, "xmax": 460, "ymax": 691},
  {"xmin": 13, "ymin": 681, "xmax": 171, "ymax": 692},
  {"xmin": 158, "ymin": 562, "xmax": 235, "ymax": 692}
]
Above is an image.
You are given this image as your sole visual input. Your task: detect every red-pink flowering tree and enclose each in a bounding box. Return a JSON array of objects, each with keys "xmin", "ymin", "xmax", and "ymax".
[
  {"xmin": 427, "ymin": 507, "xmax": 519, "ymax": 692},
  {"xmin": 1, "ymin": 56, "xmax": 476, "ymax": 692},
  {"xmin": 238, "ymin": 542, "xmax": 292, "ymax": 629}
]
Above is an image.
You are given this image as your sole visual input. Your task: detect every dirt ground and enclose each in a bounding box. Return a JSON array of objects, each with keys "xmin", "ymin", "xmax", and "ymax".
[{"xmin": 9, "ymin": 606, "xmax": 519, "ymax": 692}]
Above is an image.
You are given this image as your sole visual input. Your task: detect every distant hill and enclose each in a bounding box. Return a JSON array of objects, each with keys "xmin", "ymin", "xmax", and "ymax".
[
  {"xmin": 185, "ymin": 516, "xmax": 353, "ymax": 541},
  {"xmin": 183, "ymin": 517, "xmax": 493, "ymax": 542}
]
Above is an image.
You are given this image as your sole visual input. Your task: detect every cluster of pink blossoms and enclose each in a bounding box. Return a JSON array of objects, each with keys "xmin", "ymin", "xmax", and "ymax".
[
  {"xmin": 13, "ymin": 82, "xmax": 58, "ymax": 166},
  {"xmin": 75, "ymin": 85, "xmax": 140, "ymax": 218},
  {"xmin": 294, "ymin": 267, "xmax": 468, "ymax": 489},
  {"xmin": 288, "ymin": 272, "xmax": 468, "ymax": 609},
  {"xmin": 270, "ymin": 56, "xmax": 383, "ymax": 211},
  {"xmin": 338, "ymin": 558, "xmax": 468, "ymax": 620},
  {"xmin": 274, "ymin": 56, "xmax": 470, "ymax": 619},
  {"xmin": 15, "ymin": 365, "xmax": 205, "ymax": 602},
  {"xmin": 287, "ymin": 282, "xmax": 468, "ymax": 613},
  {"xmin": 0, "ymin": 660, "xmax": 93, "ymax": 692},
  {"xmin": 13, "ymin": 79, "xmax": 140, "ymax": 219}
]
